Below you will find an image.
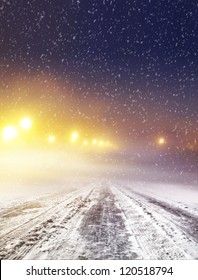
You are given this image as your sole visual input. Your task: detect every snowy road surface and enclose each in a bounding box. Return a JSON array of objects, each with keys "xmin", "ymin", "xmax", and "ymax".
[{"xmin": 0, "ymin": 183, "xmax": 198, "ymax": 260}]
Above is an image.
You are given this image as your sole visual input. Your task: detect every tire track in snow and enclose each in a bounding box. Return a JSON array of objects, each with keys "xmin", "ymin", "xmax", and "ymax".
[
  {"xmin": 79, "ymin": 186, "xmax": 142, "ymax": 259},
  {"xmin": 111, "ymin": 186, "xmax": 192, "ymax": 259},
  {"xmin": 0, "ymin": 187, "xmax": 94, "ymax": 259},
  {"xmin": 135, "ymin": 192, "xmax": 198, "ymax": 242}
]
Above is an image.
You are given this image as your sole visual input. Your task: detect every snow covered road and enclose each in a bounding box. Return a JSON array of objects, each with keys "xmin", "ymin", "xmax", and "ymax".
[{"xmin": 0, "ymin": 184, "xmax": 198, "ymax": 260}]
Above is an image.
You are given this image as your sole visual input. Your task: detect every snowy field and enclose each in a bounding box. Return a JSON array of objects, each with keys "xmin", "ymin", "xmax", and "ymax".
[{"xmin": 0, "ymin": 148, "xmax": 198, "ymax": 259}]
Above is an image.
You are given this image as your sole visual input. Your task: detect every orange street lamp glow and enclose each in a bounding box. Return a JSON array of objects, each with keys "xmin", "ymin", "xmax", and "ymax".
[
  {"xmin": 20, "ymin": 117, "xmax": 32, "ymax": 130},
  {"xmin": 158, "ymin": 137, "xmax": 165, "ymax": 145},
  {"xmin": 2, "ymin": 126, "xmax": 18, "ymax": 141},
  {"xmin": 48, "ymin": 135, "xmax": 56, "ymax": 143}
]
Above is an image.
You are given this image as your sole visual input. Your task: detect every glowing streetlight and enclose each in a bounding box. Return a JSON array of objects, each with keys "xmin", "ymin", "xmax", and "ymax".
[
  {"xmin": 20, "ymin": 117, "xmax": 32, "ymax": 130},
  {"xmin": 158, "ymin": 137, "xmax": 166, "ymax": 145},
  {"xmin": 2, "ymin": 125, "xmax": 18, "ymax": 141},
  {"xmin": 70, "ymin": 131, "xmax": 79, "ymax": 143},
  {"xmin": 48, "ymin": 135, "xmax": 56, "ymax": 143}
]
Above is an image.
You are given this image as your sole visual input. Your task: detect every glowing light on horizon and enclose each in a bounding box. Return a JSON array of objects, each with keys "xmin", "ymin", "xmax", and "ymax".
[
  {"xmin": 2, "ymin": 126, "xmax": 18, "ymax": 141},
  {"xmin": 1, "ymin": 113, "xmax": 117, "ymax": 151},
  {"xmin": 158, "ymin": 137, "xmax": 166, "ymax": 145},
  {"xmin": 20, "ymin": 117, "xmax": 32, "ymax": 130},
  {"xmin": 70, "ymin": 131, "xmax": 79, "ymax": 143},
  {"xmin": 48, "ymin": 135, "xmax": 56, "ymax": 143}
]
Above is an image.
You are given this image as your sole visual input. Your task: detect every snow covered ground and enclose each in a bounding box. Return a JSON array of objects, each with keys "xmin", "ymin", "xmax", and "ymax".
[
  {"xmin": 0, "ymin": 148, "xmax": 198, "ymax": 259},
  {"xmin": 1, "ymin": 182, "xmax": 198, "ymax": 260}
]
